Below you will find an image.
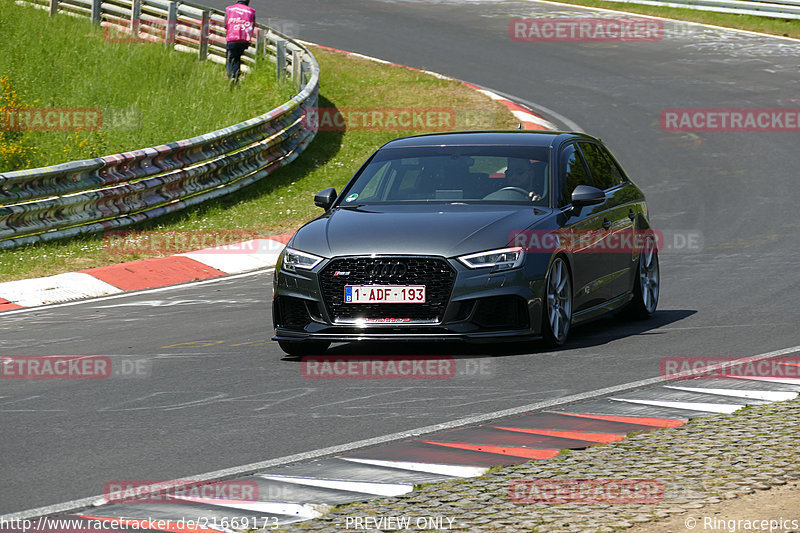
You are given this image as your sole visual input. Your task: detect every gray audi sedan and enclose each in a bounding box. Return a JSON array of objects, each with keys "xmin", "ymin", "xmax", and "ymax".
[{"xmin": 272, "ymin": 131, "xmax": 659, "ymax": 355}]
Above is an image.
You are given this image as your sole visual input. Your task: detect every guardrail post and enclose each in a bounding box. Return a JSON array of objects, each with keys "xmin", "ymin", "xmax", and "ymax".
[
  {"xmin": 131, "ymin": 0, "xmax": 141, "ymax": 40},
  {"xmin": 199, "ymin": 10, "xmax": 210, "ymax": 61},
  {"xmin": 276, "ymin": 40, "xmax": 286, "ymax": 80},
  {"xmin": 91, "ymin": 0, "xmax": 102, "ymax": 25},
  {"xmin": 165, "ymin": 1, "xmax": 177, "ymax": 48},
  {"xmin": 256, "ymin": 28, "xmax": 266, "ymax": 58},
  {"xmin": 291, "ymin": 49, "xmax": 301, "ymax": 83},
  {"xmin": 299, "ymin": 61, "xmax": 309, "ymax": 91},
  {"xmin": 49, "ymin": 0, "xmax": 58, "ymax": 16}
]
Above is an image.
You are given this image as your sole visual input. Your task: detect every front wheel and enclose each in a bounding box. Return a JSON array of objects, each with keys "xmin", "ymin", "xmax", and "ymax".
[
  {"xmin": 278, "ymin": 340, "xmax": 330, "ymax": 357},
  {"xmin": 627, "ymin": 235, "xmax": 660, "ymax": 319},
  {"xmin": 542, "ymin": 257, "xmax": 573, "ymax": 347}
]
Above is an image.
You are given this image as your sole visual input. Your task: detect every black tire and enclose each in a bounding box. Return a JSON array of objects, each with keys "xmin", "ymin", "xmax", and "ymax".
[
  {"xmin": 627, "ymin": 235, "xmax": 660, "ymax": 319},
  {"xmin": 541, "ymin": 256, "xmax": 573, "ymax": 348},
  {"xmin": 278, "ymin": 340, "xmax": 330, "ymax": 357}
]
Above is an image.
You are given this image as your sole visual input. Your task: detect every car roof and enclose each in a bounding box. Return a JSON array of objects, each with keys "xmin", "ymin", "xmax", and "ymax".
[{"xmin": 378, "ymin": 130, "xmax": 601, "ymax": 150}]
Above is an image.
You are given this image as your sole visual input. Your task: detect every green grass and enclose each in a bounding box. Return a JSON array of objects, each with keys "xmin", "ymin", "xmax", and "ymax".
[
  {"xmin": 0, "ymin": 0, "xmax": 295, "ymax": 170},
  {"xmin": 0, "ymin": 44, "xmax": 517, "ymax": 281},
  {"xmin": 541, "ymin": 0, "xmax": 800, "ymax": 39}
]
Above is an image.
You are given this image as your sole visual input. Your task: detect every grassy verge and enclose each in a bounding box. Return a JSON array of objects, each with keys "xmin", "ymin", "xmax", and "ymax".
[
  {"xmin": 0, "ymin": 0, "xmax": 295, "ymax": 170},
  {"xmin": 0, "ymin": 45, "xmax": 517, "ymax": 282},
  {"xmin": 540, "ymin": 0, "xmax": 800, "ymax": 38}
]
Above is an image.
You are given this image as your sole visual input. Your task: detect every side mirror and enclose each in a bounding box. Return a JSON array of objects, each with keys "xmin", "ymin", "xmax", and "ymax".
[
  {"xmin": 314, "ymin": 188, "xmax": 337, "ymax": 209},
  {"xmin": 571, "ymin": 185, "xmax": 606, "ymax": 207}
]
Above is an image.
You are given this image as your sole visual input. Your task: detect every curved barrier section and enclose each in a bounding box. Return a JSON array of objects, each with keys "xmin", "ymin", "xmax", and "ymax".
[{"xmin": 0, "ymin": 0, "xmax": 319, "ymax": 249}]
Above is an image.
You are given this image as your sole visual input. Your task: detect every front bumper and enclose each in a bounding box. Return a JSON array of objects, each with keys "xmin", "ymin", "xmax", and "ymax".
[
  {"xmin": 272, "ymin": 254, "xmax": 548, "ymax": 343},
  {"xmin": 273, "ymin": 327, "xmax": 541, "ymax": 344}
]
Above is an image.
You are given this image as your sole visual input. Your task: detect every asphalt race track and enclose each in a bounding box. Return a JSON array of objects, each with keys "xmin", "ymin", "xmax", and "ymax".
[{"xmin": 3, "ymin": 0, "xmax": 800, "ymax": 516}]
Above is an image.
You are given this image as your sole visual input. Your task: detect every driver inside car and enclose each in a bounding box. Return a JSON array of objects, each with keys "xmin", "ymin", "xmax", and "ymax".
[{"xmin": 504, "ymin": 158, "xmax": 543, "ymax": 201}]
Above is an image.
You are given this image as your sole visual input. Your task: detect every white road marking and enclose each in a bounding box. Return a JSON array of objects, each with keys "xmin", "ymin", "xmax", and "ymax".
[
  {"xmin": 340, "ymin": 458, "xmax": 487, "ymax": 478},
  {"xmin": 609, "ymin": 397, "xmax": 743, "ymax": 414},
  {"xmin": 0, "ymin": 273, "xmax": 123, "ymax": 307},
  {"xmin": 664, "ymin": 386, "xmax": 797, "ymax": 402},
  {"xmin": 0, "ymin": 269, "xmax": 271, "ymax": 317},
  {"xmin": 167, "ymin": 497, "xmax": 328, "ymax": 518},
  {"xmin": 259, "ymin": 476, "xmax": 413, "ymax": 497}
]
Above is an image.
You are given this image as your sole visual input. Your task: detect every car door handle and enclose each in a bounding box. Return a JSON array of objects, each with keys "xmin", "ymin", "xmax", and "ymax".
[
  {"xmin": 628, "ymin": 209, "xmax": 636, "ymax": 221},
  {"xmin": 602, "ymin": 218, "xmax": 612, "ymax": 230}
]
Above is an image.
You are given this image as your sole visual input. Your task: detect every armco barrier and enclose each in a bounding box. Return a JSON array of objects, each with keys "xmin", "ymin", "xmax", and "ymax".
[{"xmin": 0, "ymin": 0, "xmax": 319, "ymax": 249}]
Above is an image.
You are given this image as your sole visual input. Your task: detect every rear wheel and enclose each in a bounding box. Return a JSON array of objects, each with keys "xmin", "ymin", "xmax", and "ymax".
[
  {"xmin": 628, "ymin": 235, "xmax": 659, "ymax": 319},
  {"xmin": 542, "ymin": 257, "xmax": 572, "ymax": 347},
  {"xmin": 278, "ymin": 340, "xmax": 330, "ymax": 357}
]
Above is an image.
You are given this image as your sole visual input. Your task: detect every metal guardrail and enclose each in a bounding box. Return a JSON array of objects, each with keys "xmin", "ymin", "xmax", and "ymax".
[
  {"xmin": 0, "ymin": 0, "xmax": 319, "ymax": 249},
  {"xmin": 596, "ymin": 0, "xmax": 800, "ymax": 19}
]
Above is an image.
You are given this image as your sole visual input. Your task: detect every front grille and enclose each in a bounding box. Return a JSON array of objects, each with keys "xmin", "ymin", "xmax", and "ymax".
[{"xmin": 320, "ymin": 256, "xmax": 456, "ymax": 323}]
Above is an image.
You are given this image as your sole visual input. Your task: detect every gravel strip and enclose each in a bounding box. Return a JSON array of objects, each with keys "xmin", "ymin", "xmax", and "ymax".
[{"xmin": 271, "ymin": 398, "xmax": 799, "ymax": 532}]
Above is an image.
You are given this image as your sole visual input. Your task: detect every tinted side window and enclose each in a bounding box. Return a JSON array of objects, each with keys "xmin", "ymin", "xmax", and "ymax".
[
  {"xmin": 598, "ymin": 144, "xmax": 627, "ymax": 184},
  {"xmin": 558, "ymin": 143, "xmax": 591, "ymax": 206},
  {"xmin": 578, "ymin": 142, "xmax": 616, "ymax": 190}
]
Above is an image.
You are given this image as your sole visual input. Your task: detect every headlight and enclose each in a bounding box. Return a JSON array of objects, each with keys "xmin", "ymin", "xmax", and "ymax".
[
  {"xmin": 458, "ymin": 247, "xmax": 524, "ymax": 272},
  {"xmin": 282, "ymin": 247, "xmax": 324, "ymax": 272}
]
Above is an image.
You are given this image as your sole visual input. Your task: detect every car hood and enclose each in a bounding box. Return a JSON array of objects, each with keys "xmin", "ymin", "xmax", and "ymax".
[{"xmin": 289, "ymin": 203, "xmax": 553, "ymax": 258}]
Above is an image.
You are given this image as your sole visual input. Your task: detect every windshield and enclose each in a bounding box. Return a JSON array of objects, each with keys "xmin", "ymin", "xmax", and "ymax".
[{"xmin": 340, "ymin": 145, "xmax": 552, "ymax": 206}]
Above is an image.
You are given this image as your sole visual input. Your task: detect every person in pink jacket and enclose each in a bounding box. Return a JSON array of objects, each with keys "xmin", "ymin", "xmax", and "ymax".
[{"xmin": 225, "ymin": 0, "xmax": 256, "ymax": 82}]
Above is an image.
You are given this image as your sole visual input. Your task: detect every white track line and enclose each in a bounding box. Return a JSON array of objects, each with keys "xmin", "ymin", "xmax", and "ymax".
[
  {"xmin": 609, "ymin": 397, "xmax": 744, "ymax": 413},
  {"xmin": 0, "ymin": 273, "xmax": 124, "ymax": 308},
  {"xmin": 259, "ymin": 476, "xmax": 413, "ymax": 498},
  {"xmin": 664, "ymin": 386, "xmax": 797, "ymax": 402},
  {"xmin": 340, "ymin": 457, "xmax": 487, "ymax": 478},
  {"xmin": 0, "ymin": 269, "xmax": 272, "ymax": 316},
  {"xmin": 167, "ymin": 497, "xmax": 327, "ymax": 518}
]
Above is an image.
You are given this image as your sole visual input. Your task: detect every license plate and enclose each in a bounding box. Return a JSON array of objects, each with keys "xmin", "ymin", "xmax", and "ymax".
[{"xmin": 344, "ymin": 285, "xmax": 426, "ymax": 303}]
